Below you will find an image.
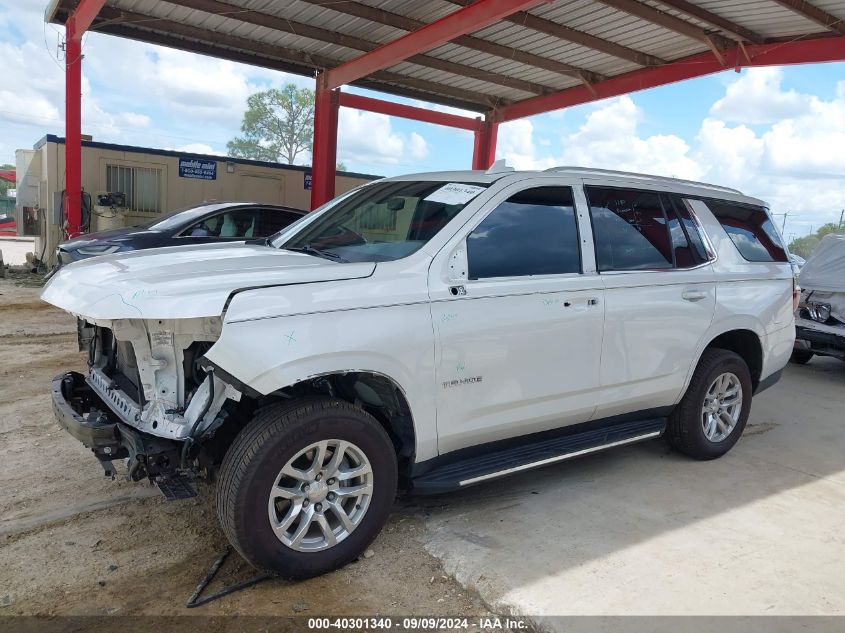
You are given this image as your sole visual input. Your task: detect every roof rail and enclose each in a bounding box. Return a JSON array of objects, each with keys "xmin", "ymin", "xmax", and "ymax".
[{"xmin": 543, "ymin": 166, "xmax": 743, "ymax": 195}]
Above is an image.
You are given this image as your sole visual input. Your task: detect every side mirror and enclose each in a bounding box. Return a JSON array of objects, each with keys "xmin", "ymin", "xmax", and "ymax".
[{"xmin": 448, "ymin": 241, "xmax": 468, "ymax": 282}]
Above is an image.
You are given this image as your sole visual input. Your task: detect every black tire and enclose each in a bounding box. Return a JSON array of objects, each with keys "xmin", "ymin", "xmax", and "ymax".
[
  {"xmin": 666, "ymin": 349, "xmax": 752, "ymax": 460},
  {"xmin": 789, "ymin": 349, "xmax": 814, "ymax": 364},
  {"xmin": 216, "ymin": 398, "xmax": 397, "ymax": 579}
]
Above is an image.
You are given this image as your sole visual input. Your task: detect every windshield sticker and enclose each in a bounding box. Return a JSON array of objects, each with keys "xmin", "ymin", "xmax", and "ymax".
[{"xmin": 424, "ymin": 183, "xmax": 486, "ymax": 206}]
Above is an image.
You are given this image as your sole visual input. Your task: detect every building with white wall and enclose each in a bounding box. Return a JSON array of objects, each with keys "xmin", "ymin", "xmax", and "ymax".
[{"xmin": 15, "ymin": 135, "xmax": 379, "ymax": 265}]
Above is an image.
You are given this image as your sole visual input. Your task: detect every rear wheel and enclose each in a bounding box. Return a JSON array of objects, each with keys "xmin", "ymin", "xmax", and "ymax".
[
  {"xmin": 789, "ymin": 349, "xmax": 814, "ymax": 364},
  {"xmin": 216, "ymin": 398, "xmax": 397, "ymax": 578},
  {"xmin": 667, "ymin": 349, "xmax": 752, "ymax": 460}
]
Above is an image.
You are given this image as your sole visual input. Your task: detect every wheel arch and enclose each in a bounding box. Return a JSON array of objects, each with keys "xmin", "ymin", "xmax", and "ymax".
[
  {"xmin": 212, "ymin": 365, "xmax": 421, "ymax": 489},
  {"xmin": 700, "ymin": 329, "xmax": 763, "ymax": 390}
]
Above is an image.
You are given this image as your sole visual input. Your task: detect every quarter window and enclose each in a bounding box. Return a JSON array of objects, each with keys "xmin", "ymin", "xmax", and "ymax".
[
  {"xmin": 705, "ymin": 200, "xmax": 787, "ymax": 262},
  {"xmin": 586, "ymin": 187, "xmax": 673, "ymax": 271},
  {"xmin": 673, "ymin": 197, "xmax": 710, "ymax": 262},
  {"xmin": 467, "ymin": 187, "xmax": 580, "ymax": 279}
]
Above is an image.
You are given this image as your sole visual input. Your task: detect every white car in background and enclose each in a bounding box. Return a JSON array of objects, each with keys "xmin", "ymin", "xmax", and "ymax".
[
  {"xmin": 43, "ymin": 165, "xmax": 795, "ymax": 578},
  {"xmin": 792, "ymin": 233, "xmax": 845, "ymax": 363}
]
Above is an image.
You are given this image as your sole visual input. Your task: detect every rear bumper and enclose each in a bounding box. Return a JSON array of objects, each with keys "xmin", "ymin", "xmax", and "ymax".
[{"xmin": 52, "ymin": 371, "xmax": 182, "ymax": 480}]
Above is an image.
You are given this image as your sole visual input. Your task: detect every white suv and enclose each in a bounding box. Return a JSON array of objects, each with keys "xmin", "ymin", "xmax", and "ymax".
[{"xmin": 44, "ymin": 166, "xmax": 796, "ymax": 578}]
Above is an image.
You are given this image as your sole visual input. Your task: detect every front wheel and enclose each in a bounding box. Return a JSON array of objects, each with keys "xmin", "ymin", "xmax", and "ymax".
[
  {"xmin": 667, "ymin": 349, "xmax": 752, "ymax": 460},
  {"xmin": 216, "ymin": 398, "xmax": 397, "ymax": 578}
]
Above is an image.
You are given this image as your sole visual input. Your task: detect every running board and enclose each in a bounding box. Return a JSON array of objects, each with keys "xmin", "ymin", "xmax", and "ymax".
[{"xmin": 412, "ymin": 418, "xmax": 665, "ymax": 494}]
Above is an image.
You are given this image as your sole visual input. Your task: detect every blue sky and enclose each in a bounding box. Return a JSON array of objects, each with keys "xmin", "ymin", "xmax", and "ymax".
[{"xmin": 2, "ymin": 0, "xmax": 845, "ymax": 239}]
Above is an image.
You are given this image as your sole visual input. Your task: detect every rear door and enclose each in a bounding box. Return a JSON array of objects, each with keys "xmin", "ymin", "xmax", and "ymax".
[
  {"xmin": 428, "ymin": 179, "xmax": 605, "ymax": 454},
  {"xmin": 584, "ymin": 184, "xmax": 717, "ymax": 419}
]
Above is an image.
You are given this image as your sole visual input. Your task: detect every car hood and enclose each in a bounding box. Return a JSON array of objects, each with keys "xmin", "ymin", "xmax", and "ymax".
[{"xmin": 41, "ymin": 242, "xmax": 375, "ymax": 320}]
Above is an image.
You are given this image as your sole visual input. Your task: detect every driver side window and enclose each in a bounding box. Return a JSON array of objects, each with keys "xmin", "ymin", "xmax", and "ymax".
[
  {"xmin": 184, "ymin": 209, "xmax": 257, "ymax": 239},
  {"xmin": 467, "ymin": 186, "xmax": 580, "ymax": 279}
]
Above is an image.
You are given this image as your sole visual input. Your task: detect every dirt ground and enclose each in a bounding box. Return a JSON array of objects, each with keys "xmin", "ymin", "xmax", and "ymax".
[{"xmin": 0, "ymin": 272, "xmax": 493, "ymax": 621}]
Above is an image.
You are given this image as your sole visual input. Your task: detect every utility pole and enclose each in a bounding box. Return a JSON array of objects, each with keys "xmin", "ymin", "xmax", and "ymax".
[
  {"xmin": 839, "ymin": 209, "xmax": 843, "ymax": 230},
  {"xmin": 781, "ymin": 211, "xmax": 788, "ymax": 234}
]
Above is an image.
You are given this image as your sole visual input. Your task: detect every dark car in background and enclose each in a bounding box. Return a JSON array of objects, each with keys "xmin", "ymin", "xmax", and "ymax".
[{"xmin": 56, "ymin": 201, "xmax": 306, "ymax": 266}]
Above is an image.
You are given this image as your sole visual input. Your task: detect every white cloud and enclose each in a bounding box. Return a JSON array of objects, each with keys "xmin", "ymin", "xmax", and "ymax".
[
  {"xmin": 496, "ymin": 97, "xmax": 700, "ymax": 179},
  {"xmin": 710, "ymin": 68, "xmax": 811, "ymax": 125},
  {"xmin": 560, "ymin": 96, "xmax": 702, "ymax": 180},
  {"xmin": 489, "ymin": 79, "xmax": 845, "ymax": 237},
  {"xmin": 337, "ymin": 108, "xmax": 430, "ymax": 166},
  {"xmin": 166, "ymin": 143, "xmax": 224, "ymax": 156},
  {"xmin": 695, "ymin": 75, "xmax": 845, "ymax": 233},
  {"xmin": 498, "ymin": 119, "xmax": 555, "ymax": 170},
  {"xmin": 408, "ymin": 132, "xmax": 429, "ymax": 160}
]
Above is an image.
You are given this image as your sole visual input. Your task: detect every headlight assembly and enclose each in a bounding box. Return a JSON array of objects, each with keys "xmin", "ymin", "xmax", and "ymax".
[
  {"xmin": 75, "ymin": 245, "xmax": 122, "ymax": 256},
  {"xmin": 807, "ymin": 302, "xmax": 832, "ymax": 323}
]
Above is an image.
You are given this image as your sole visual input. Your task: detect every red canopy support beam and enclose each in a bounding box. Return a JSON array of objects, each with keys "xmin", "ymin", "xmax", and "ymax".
[
  {"xmin": 472, "ymin": 113, "xmax": 499, "ymax": 170},
  {"xmin": 323, "ymin": 0, "xmax": 547, "ymax": 90},
  {"xmin": 338, "ymin": 92, "xmax": 478, "ymax": 130},
  {"xmin": 500, "ymin": 36, "xmax": 845, "ymax": 122},
  {"xmin": 310, "ymin": 81, "xmax": 340, "ymax": 210},
  {"xmin": 64, "ymin": 0, "xmax": 106, "ymax": 238}
]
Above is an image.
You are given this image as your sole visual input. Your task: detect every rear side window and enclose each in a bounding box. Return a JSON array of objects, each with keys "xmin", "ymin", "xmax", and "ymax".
[
  {"xmin": 705, "ymin": 200, "xmax": 787, "ymax": 262},
  {"xmin": 467, "ymin": 187, "xmax": 580, "ymax": 279},
  {"xmin": 586, "ymin": 187, "xmax": 673, "ymax": 271}
]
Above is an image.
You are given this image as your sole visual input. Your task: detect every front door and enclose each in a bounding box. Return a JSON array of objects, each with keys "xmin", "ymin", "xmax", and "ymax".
[{"xmin": 428, "ymin": 182, "xmax": 605, "ymax": 455}]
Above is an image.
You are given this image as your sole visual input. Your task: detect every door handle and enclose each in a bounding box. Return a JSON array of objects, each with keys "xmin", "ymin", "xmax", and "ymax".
[{"xmin": 682, "ymin": 289, "xmax": 707, "ymax": 302}]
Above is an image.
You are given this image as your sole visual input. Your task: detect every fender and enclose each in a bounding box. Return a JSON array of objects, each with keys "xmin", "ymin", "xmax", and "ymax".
[
  {"xmin": 675, "ymin": 313, "xmax": 767, "ymax": 404},
  {"xmin": 204, "ymin": 302, "xmax": 439, "ymax": 462}
]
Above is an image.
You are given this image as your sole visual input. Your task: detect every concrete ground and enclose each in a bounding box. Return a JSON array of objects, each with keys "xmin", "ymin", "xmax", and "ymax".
[
  {"xmin": 422, "ymin": 355, "xmax": 845, "ymax": 621},
  {"xmin": 2, "ymin": 272, "xmax": 843, "ymax": 625}
]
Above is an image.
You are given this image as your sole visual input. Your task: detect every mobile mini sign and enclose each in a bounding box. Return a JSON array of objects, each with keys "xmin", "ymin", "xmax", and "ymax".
[{"xmin": 178, "ymin": 158, "xmax": 217, "ymax": 180}]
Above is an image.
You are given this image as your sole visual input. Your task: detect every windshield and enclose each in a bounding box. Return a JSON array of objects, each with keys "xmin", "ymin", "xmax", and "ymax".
[
  {"xmin": 274, "ymin": 180, "xmax": 488, "ymax": 263},
  {"xmin": 144, "ymin": 202, "xmax": 234, "ymax": 232}
]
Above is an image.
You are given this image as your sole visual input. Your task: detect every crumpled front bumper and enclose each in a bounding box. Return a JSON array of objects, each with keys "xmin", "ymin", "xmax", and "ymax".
[
  {"xmin": 52, "ymin": 371, "xmax": 182, "ymax": 480},
  {"xmin": 795, "ymin": 320, "xmax": 845, "ymax": 359}
]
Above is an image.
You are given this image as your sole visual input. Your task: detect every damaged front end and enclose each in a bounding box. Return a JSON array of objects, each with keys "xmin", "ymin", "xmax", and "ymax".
[
  {"xmin": 795, "ymin": 234, "xmax": 845, "ymax": 361},
  {"xmin": 795, "ymin": 289, "xmax": 845, "ymax": 360},
  {"xmin": 53, "ymin": 317, "xmax": 243, "ymax": 498}
]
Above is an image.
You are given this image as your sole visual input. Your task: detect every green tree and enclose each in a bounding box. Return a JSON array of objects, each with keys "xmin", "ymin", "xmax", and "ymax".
[
  {"xmin": 789, "ymin": 220, "xmax": 845, "ymax": 259},
  {"xmin": 0, "ymin": 163, "xmax": 13, "ymax": 197},
  {"xmin": 227, "ymin": 84, "xmax": 314, "ymax": 164},
  {"xmin": 336, "ymin": 162, "xmax": 347, "ymax": 172}
]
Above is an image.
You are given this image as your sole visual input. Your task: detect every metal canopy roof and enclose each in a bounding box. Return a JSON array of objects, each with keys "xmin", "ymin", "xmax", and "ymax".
[{"xmin": 47, "ymin": 0, "xmax": 845, "ymax": 114}]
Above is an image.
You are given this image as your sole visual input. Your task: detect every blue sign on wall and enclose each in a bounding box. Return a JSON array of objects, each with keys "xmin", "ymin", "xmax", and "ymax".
[
  {"xmin": 304, "ymin": 172, "xmax": 312, "ymax": 190},
  {"xmin": 178, "ymin": 157, "xmax": 217, "ymax": 180}
]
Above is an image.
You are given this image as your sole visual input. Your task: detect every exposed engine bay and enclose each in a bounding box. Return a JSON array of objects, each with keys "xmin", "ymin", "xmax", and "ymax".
[
  {"xmin": 64, "ymin": 316, "xmax": 245, "ymax": 488},
  {"xmin": 78, "ymin": 316, "xmax": 241, "ymax": 440}
]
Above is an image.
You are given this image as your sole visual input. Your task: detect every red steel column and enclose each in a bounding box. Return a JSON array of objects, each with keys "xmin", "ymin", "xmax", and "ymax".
[
  {"xmin": 472, "ymin": 113, "xmax": 499, "ymax": 170},
  {"xmin": 310, "ymin": 79, "xmax": 339, "ymax": 210},
  {"xmin": 65, "ymin": 16, "xmax": 83, "ymax": 237}
]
